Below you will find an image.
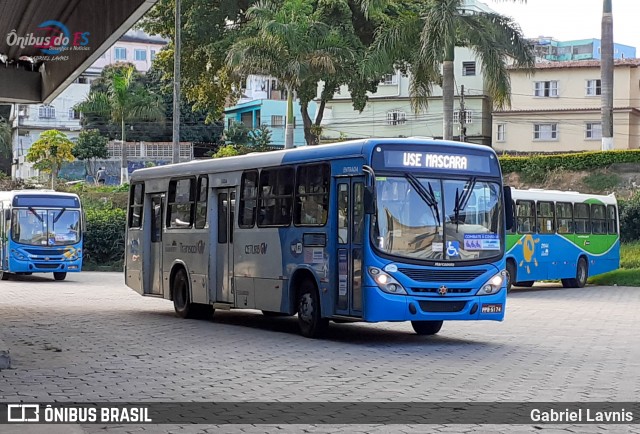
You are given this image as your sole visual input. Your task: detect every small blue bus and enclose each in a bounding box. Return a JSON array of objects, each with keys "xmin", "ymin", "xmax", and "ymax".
[
  {"xmin": 0, "ymin": 190, "xmax": 84, "ymax": 281},
  {"xmin": 125, "ymin": 138, "xmax": 512, "ymax": 337}
]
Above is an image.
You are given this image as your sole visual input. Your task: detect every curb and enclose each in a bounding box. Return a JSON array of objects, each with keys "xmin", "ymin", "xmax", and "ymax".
[{"xmin": 0, "ymin": 337, "xmax": 11, "ymax": 369}]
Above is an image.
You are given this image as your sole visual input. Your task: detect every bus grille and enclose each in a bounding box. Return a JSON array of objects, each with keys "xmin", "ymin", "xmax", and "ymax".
[
  {"xmin": 398, "ymin": 268, "xmax": 487, "ymax": 282},
  {"xmin": 411, "ymin": 288, "xmax": 472, "ymax": 294},
  {"xmin": 418, "ymin": 301, "xmax": 467, "ymax": 312},
  {"xmin": 34, "ymin": 263, "xmax": 62, "ymax": 269},
  {"xmin": 23, "ymin": 248, "xmax": 68, "ymax": 256}
]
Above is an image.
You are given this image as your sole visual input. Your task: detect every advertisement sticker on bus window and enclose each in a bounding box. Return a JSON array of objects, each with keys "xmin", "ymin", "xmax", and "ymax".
[
  {"xmin": 446, "ymin": 241, "xmax": 460, "ymax": 257},
  {"xmin": 432, "ymin": 242, "xmax": 443, "ymax": 253},
  {"xmin": 463, "ymin": 234, "xmax": 500, "ymax": 250},
  {"xmin": 338, "ymin": 250, "xmax": 348, "ymax": 296}
]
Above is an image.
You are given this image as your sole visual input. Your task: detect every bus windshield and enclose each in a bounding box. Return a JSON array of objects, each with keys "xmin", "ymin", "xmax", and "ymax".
[
  {"xmin": 373, "ymin": 175, "xmax": 502, "ymax": 261},
  {"xmin": 12, "ymin": 208, "xmax": 81, "ymax": 246}
]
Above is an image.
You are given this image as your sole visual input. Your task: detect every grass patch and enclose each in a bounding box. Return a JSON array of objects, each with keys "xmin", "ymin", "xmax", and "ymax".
[
  {"xmin": 582, "ymin": 171, "xmax": 620, "ymax": 192},
  {"xmin": 621, "ymin": 241, "xmax": 640, "ymax": 269},
  {"xmin": 589, "ymin": 268, "xmax": 640, "ymax": 286}
]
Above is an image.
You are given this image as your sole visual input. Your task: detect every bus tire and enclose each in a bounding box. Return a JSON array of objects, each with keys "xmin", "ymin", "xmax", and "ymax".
[
  {"xmin": 563, "ymin": 257, "xmax": 588, "ymax": 288},
  {"xmin": 505, "ymin": 260, "xmax": 516, "ymax": 292},
  {"xmin": 172, "ymin": 269, "xmax": 194, "ymax": 319},
  {"xmin": 0, "ymin": 271, "xmax": 10, "ymax": 281},
  {"xmin": 297, "ymin": 280, "xmax": 329, "ymax": 338},
  {"xmin": 515, "ymin": 280, "xmax": 534, "ymax": 288},
  {"xmin": 53, "ymin": 272, "xmax": 67, "ymax": 281},
  {"xmin": 411, "ymin": 320, "xmax": 443, "ymax": 336}
]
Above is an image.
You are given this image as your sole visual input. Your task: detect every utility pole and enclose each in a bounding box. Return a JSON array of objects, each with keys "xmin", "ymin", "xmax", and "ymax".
[
  {"xmin": 172, "ymin": 0, "xmax": 181, "ymax": 164},
  {"xmin": 459, "ymin": 85, "xmax": 466, "ymax": 142},
  {"xmin": 601, "ymin": 0, "xmax": 614, "ymax": 151}
]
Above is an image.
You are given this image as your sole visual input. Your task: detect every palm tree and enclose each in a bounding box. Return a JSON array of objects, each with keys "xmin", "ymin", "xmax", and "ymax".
[
  {"xmin": 75, "ymin": 65, "xmax": 164, "ymax": 184},
  {"xmin": 226, "ymin": 0, "xmax": 350, "ymax": 149},
  {"xmin": 601, "ymin": 0, "xmax": 614, "ymax": 151},
  {"xmin": 366, "ymin": 0, "xmax": 534, "ymax": 140}
]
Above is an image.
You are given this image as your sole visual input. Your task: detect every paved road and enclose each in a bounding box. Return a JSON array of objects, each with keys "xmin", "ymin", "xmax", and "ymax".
[{"xmin": 0, "ymin": 272, "xmax": 639, "ymax": 433}]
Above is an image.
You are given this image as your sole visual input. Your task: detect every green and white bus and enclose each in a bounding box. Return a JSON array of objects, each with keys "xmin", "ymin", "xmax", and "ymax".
[{"xmin": 505, "ymin": 188, "xmax": 620, "ymax": 291}]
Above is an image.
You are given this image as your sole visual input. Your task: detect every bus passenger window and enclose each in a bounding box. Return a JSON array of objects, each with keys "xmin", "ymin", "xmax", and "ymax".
[
  {"xmin": 607, "ymin": 205, "xmax": 617, "ymax": 234},
  {"xmin": 338, "ymin": 184, "xmax": 349, "ymax": 244},
  {"xmin": 556, "ymin": 202, "xmax": 573, "ymax": 234},
  {"xmin": 574, "ymin": 203, "xmax": 590, "ymax": 234}
]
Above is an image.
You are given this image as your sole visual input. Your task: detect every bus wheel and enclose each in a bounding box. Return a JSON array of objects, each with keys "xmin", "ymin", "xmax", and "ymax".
[
  {"xmin": 0, "ymin": 271, "xmax": 10, "ymax": 281},
  {"xmin": 172, "ymin": 269, "xmax": 194, "ymax": 319},
  {"xmin": 53, "ymin": 272, "xmax": 67, "ymax": 281},
  {"xmin": 563, "ymin": 258, "xmax": 588, "ymax": 288},
  {"xmin": 297, "ymin": 280, "xmax": 329, "ymax": 338},
  {"xmin": 505, "ymin": 261, "xmax": 516, "ymax": 293},
  {"xmin": 411, "ymin": 320, "xmax": 443, "ymax": 336}
]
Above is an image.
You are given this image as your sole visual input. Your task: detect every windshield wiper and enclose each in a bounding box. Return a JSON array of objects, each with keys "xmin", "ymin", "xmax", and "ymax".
[
  {"xmin": 54, "ymin": 208, "xmax": 66, "ymax": 224},
  {"xmin": 453, "ymin": 177, "xmax": 477, "ymax": 225},
  {"xmin": 405, "ymin": 173, "xmax": 440, "ymax": 226},
  {"xmin": 28, "ymin": 207, "xmax": 43, "ymax": 222}
]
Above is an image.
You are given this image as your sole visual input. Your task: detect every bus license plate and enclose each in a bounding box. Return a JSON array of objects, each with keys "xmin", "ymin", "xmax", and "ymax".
[{"xmin": 481, "ymin": 304, "xmax": 502, "ymax": 314}]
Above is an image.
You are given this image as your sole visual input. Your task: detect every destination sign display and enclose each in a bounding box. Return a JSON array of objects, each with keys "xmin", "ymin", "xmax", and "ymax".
[{"xmin": 382, "ymin": 150, "xmax": 492, "ymax": 173}]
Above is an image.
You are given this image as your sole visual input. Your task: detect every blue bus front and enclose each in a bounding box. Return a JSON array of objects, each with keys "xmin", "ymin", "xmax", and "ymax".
[
  {"xmin": 362, "ymin": 143, "xmax": 507, "ymax": 323},
  {"xmin": 3, "ymin": 197, "xmax": 83, "ymax": 278}
]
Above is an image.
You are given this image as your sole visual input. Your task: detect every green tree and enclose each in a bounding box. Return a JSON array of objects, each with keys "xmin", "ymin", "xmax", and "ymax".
[
  {"xmin": 0, "ymin": 117, "xmax": 11, "ymax": 158},
  {"xmin": 224, "ymin": 122, "xmax": 252, "ymax": 147},
  {"xmin": 227, "ymin": 0, "xmax": 352, "ymax": 148},
  {"xmin": 75, "ymin": 64, "xmax": 164, "ymax": 184},
  {"xmin": 72, "ymin": 129, "xmax": 109, "ymax": 182},
  {"xmin": 366, "ymin": 0, "xmax": 533, "ymax": 140},
  {"xmin": 248, "ymin": 124, "xmax": 273, "ymax": 150},
  {"xmin": 25, "ymin": 130, "xmax": 75, "ymax": 189}
]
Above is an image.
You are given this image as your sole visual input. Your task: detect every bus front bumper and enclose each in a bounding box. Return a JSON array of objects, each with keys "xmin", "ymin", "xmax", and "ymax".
[
  {"xmin": 362, "ymin": 286, "xmax": 506, "ymax": 322},
  {"xmin": 7, "ymin": 258, "xmax": 82, "ymax": 273}
]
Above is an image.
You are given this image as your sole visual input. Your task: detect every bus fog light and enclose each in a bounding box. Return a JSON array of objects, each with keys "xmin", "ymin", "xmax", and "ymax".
[
  {"xmin": 11, "ymin": 249, "xmax": 26, "ymax": 260},
  {"xmin": 368, "ymin": 267, "xmax": 407, "ymax": 295}
]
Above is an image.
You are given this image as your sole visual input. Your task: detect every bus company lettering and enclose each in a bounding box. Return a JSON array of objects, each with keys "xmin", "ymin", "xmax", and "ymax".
[
  {"xmin": 180, "ymin": 240, "xmax": 205, "ymax": 254},
  {"xmin": 403, "ymin": 152, "xmax": 468, "ymax": 170},
  {"xmin": 342, "ymin": 166, "xmax": 360, "ymax": 174},
  {"xmin": 245, "ymin": 242, "xmax": 268, "ymax": 255}
]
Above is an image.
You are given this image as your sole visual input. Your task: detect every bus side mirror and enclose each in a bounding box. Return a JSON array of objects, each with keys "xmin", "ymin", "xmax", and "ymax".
[
  {"xmin": 503, "ymin": 186, "xmax": 514, "ymax": 231},
  {"xmin": 364, "ymin": 186, "xmax": 376, "ymax": 215}
]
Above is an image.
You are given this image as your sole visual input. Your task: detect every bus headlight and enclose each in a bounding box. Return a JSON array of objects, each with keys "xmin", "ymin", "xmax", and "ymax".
[
  {"xmin": 477, "ymin": 271, "xmax": 506, "ymax": 295},
  {"xmin": 11, "ymin": 249, "xmax": 26, "ymax": 260},
  {"xmin": 368, "ymin": 267, "xmax": 407, "ymax": 295}
]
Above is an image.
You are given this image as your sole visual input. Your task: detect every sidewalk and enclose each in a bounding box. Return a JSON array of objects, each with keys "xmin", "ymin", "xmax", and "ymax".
[
  {"xmin": 2, "ymin": 426, "xmax": 85, "ymax": 434},
  {"xmin": 0, "ymin": 336, "xmax": 10, "ymax": 369}
]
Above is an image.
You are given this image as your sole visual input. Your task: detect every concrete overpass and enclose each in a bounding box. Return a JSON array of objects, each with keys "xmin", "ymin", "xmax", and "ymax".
[{"xmin": 0, "ymin": 0, "xmax": 158, "ymax": 104}]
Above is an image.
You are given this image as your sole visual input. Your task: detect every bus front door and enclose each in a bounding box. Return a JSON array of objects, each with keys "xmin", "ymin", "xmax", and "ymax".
[
  {"xmin": 144, "ymin": 194, "xmax": 164, "ymax": 296},
  {"xmin": 215, "ymin": 189, "xmax": 235, "ymax": 303},
  {"xmin": 335, "ymin": 178, "xmax": 364, "ymax": 317}
]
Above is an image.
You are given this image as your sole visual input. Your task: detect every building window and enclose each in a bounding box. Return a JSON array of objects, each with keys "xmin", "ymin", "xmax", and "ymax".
[
  {"xmin": 496, "ymin": 124, "xmax": 505, "ymax": 142},
  {"xmin": 586, "ymin": 79, "xmax": 601, "ymax": 96},
  {"xmin": 381, "ymin": 73, "xmax": 398, "ymax": 85},
  {"xmin": 462, "ymin": 61, "xmax": 476, "ymax": 76},
  {"xmin": 68, "ymin": 109, "xmax": 80, "ymax": 120},
  {"xmin": 386, "ymin": 110, "xmax": 406, "ymax": 126},
  {"xmin": 134, "ymin": 49, "xmax": 147, "ymax": 61},
  {"xmin": 114, "ymin": 47, "xmax": 127, "ymax": 60},
  {"xmin": 533, "ymin": 123, "xmax": 558, "ymax": 140},
  {"xmin": 150, "ymin": 50, "xmax": 156, "ymax": 61},
  {"xmin": 38, "ymin": 105, "xmax": 56, "ymax": 119},
  {"xmin": 586, "ymin": 122, "xmax": 602, "ymax": 140},
  {"xmin": 271, "ymin": 115, "xmax": 284, "ymax": 128},
  {"xmin": 453, "ymin": 110, "xmax": 473, "ymax": 124},
  {"xmin": 534, "ymin": 80, "xmax": 559, "ymax": 97},
  {"xmin": 18, "ymin": 105, "xmax": 29, "ymax": 118}
]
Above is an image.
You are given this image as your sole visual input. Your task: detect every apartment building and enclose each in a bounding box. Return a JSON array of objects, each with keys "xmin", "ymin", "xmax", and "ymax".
[{"xmin": 492, "ymin": 59, "xmax": 640, "ymax": 153}]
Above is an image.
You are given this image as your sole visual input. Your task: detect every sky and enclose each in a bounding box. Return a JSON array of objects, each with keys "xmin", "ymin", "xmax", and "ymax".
[{"xmin": 487, "ymin": 0, "xmax": 640, "ymax": 52}]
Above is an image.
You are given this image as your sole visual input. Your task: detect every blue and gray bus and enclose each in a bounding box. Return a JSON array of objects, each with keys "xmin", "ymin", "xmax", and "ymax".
[
  {"xmin": 0, "ymin": 190, "xmax": 84, "ymax": 281},
  {"xmin": 124, "ymin": 138, "xmax": 512, "ymax": 337}
]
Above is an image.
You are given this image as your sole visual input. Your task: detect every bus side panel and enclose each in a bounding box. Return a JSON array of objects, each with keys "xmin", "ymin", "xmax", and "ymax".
[
  {"xmin": 234, "ymin": 228, "xmax": 287, "ymax": 311},
  {"xmin": 162, "ymin": 230, "xmax": 209, "ymax": 302},
  {"xmin": 125, "ymin": 229, "xmax": 143, "ymax": 294}
]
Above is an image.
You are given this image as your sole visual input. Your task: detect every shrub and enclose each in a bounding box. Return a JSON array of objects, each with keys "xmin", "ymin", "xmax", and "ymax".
[
  {"xmin": 582, "ymin": 172, "xmax": 620, "ymax": 192},
  {"xmin": 83, "ymin": 208, "xmax": 126, "ymax": 266},
  {"xmin": 619, "ymin": 193, "xmax": 640, "ymax": 242},
  {"xmin": 499, "ymin": 150, "xmax": 640, "ymax": 174}
]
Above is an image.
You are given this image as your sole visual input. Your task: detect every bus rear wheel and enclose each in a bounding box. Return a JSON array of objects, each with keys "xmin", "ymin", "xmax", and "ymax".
[
  {"xmin": 505, "ymin": 261, "xmax": 516, "ymax": 292},
  {"xmin": 297, "ymin": 280, "xmax": 329, "ymax": 338},
  {"xmin": 172, "ymin": 269, "xmax": 194, "ymax": 319},
  {"xmin": 53, "ymin": 272, "xmax": 67, "ymax": 281},
  {"xmin": 411, "ymin": 320, "xmax": 443, "ymax": 336},
  {"xmin": 562, "ymin": 257, "xmax": 588, "ymax": 288}
]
